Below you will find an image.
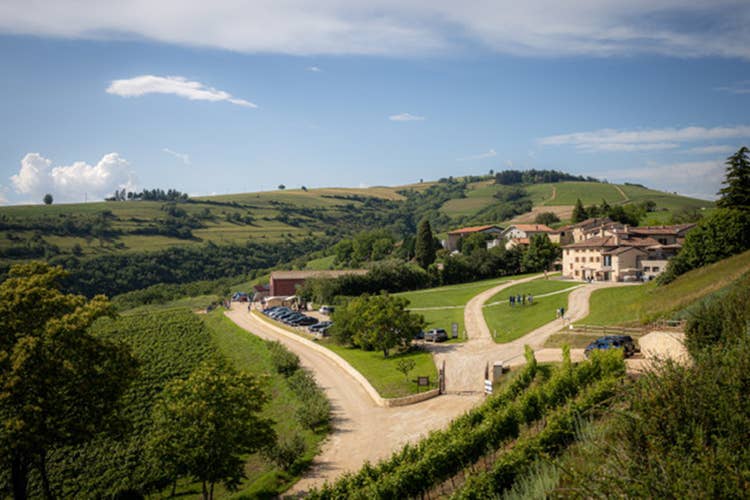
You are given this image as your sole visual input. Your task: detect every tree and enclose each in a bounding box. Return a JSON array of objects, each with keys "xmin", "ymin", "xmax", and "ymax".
[
  {"xmin": 396, "ymin": 359, "xmax": 416, "ymax": 381},
  {"xmin": 521, "ymin": 234, "xmax": 560, "ymax": 272},
  {"xmin": 572, "ymin": 198, "xmax": 587, "ymax": 223},
  {"xmin": 331, "ymin": 293, "xmax": 425, "ymax": 357},
  {"xmin": 148, "ymin": 361, "xmax": 275, "ymax": 500},
  {"xmin": 717, "ymin": 146, "xmax": 750, "ymax": 210},
  {"xmin": 460, "ymin": 232, "xmax": 489, "ymax": 255},
  {"xmin": 0, "ymin": 262, "xmax": 136, "ymax": 500},
  {"xmin": 278, "ymin": 184, "xmax": 286, "ymax": 190},
  {"xmin": 534, "ymin": 211, "xmax": 560, "ymax": 226},
  {"xmin": 42, "ymin": 193, "xmax": 53, "ymax": 205},
  {"xmin": 415, "ymin": 219, "xmax": 436, "ymax": 269}
]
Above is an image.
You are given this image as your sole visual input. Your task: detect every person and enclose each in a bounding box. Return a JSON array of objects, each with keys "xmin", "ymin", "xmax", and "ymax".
[
  {"xmin": 509, "ymin": 295, "xmax": 515, "ymax": 306},
  {"xmin": 560, "ymin": 306, "xmax": 565, "ymax": 319},
  {"xmin": 556, "ymin": 307, "xmax": 561, "ymax": 318},
  {"xmin": 528, "ymin": 293, "xmax": 533, "ymax": 305},
  {"xmin": 516, "ymin": 294, "xmax": 522, "ymax": 305}
]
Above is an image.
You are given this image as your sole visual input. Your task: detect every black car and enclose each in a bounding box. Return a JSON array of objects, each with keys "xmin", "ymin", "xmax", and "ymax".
[
  {"xmin": 291, "ymin": 316, "xmax": 318, "ymax": 326},
  {"xmin": 584, "ymin": 335, "xmax": 638, "ymax": 358},
  {"xmin": 309, "ymin": 321, "xmax": 332, "ymax": 332}
]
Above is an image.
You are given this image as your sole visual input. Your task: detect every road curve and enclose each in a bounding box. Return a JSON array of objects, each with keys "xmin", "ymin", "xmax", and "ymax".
[{"xmin": 224, "ymin": 307, "xmax": 480, "ymax": 495}]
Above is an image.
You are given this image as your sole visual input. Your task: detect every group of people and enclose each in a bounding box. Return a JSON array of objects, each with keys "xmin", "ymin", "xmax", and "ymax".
[{"xmin": 509, "ymin": 293, "xmax": 533, "ymax": 306}]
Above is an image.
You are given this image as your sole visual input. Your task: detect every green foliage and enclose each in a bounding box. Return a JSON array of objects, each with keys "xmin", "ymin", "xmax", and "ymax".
[
  {"xmin": 266, "ymin": 340, "xmax": 301, "ymax": 376},
  {"xmin": 659, "ymin": 208, "xmax": 750, "ymax": 284},
  {"xmin": 287, "ymin": 369, "xmax": 331, "ymax": 430},
  {"xmin": 395, "ymin": 358, "xmax": 416, "ymax": 380},
  {"xmin": 684, "ymin": 273, "xmax": 750, "ymax": 356},
  {"xmin": 494, "ymin": 169, "xmax": 598, "ymax": 185},
  {"xmin": 43, "ymin": 193, "xmax": 53, "ymax": 205},
  {"xmin": 520, "ymin": 234, "xmax": 560, "ymax": 272},
  {"xmin": 111, "ymin": 277, "xmax": 235, "ymax": 310},
  {"xmin": 262, "ymin": 434, "xmax": 306, "ymax": 472},
  {"xmin": 0, "ymin": 262, "xmax": 137, "ymax": 500},
  {"xmin": 716, "ymin": 146, "xmax": 750, "ymax": 210},
  {"xmin": 572, "ymin": 198, "xmax": 587, "ymax": 223},
  {"xmin": 331, "ymin": 293, "xmax": 425, "ymax": 357},
  {"xmin": 148, "ymin": 361, "xmax": 276, "ymax": 499},
  {"xmin": 333, "ymin": 229, "xmax": 396, "ymax": 266},
  {"xmin": 534, "ymin": 211, "xmax": 560, "ymax": 225},
  {"xmin": 415, "ymin": 219, "xmax": 436, "ymax": 269}
]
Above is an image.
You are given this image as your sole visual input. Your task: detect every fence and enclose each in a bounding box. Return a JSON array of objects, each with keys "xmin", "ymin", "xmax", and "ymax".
[{"xmin": 571, "ymin": 319, "xmax": 685, "ymax": 336}]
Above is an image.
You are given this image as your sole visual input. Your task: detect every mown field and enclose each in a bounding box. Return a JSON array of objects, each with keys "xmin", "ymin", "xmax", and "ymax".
[{"xmin": 483, "ymin": 279, "xmax": 582, "ymax": 342}]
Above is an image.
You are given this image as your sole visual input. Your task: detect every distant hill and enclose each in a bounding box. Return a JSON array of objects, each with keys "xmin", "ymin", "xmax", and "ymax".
[{"xmin": 0, "ymin": 177, "xmax": 711, "ymax": 267}]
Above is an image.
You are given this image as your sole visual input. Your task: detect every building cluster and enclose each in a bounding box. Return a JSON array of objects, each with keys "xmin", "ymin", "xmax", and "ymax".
[{"xmin": 444, "ymin": 218, "xmax": 696, "ymax": 282}]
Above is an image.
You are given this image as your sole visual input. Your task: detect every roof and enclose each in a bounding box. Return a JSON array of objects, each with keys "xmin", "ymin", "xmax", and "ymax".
[
  {"xmin": 507, "ymin": 224, "xmax": 554, "ymax": 233},
  {"xmin": 448, "ymin": 224, "xmax": 503, "ymax": 235},
  {"xmin": 602, "ymin": 246, "xmax": 648, "ymax": 256},
  {"xmin": 558, "ymin": 217, "xmax": 613, "ymax": 231},
  {"xmin": 508, "ymin": 237, "xmax": 530, "ymax": 245},
  {"xmin": 628, "ymin": 224, "xmax": 696, "ymax": 236},
  {"xmin": 270, "ymin": 269, "xmax": 368, "ymax": 280},
  {"xmin": 563, "ymin": 235, "xmax": 660, "ymax": 249},
  {"xmin": 253, "ymin": 284, "xmax": 270, "ymax": 292}
]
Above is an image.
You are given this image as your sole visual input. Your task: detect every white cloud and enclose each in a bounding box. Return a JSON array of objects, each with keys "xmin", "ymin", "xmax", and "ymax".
[
  {"xmin": 684, "ymin": 145, "xmax": 737, "ymax": 155},
  {"xmin": 107, "ymin": 75, "xmax": 257, "ymax": 108},
  {"xmin": 1, "ymin": 1, "xmax": 747, "ymax": 59},
  {"xmin": 307, "ymin": 66, "xmax": 322, "ymax": 72},
  {"xmin": 389, "ymin": 113, "xmax": 425, "ymax": 122},
  {"xmin": 457, "ymin": 149, "xmax": 497, "ymax": 161},
  {"xmin": 162, "ymin": 148, "xmax": 191, "ymax": 164},
  {"xmin": 603, "ymin": 160, "xmax": 724, "ymax": 200},
  {"xmin": 539, "ymin": 125, "xmax": 750, "ymax": 152},
  {"xmin": 10, "ymin": 153, "xmax": 137, "ymax": 203},
  {"xmin": 715, "ymin": 81, "xmax": 750, "ymax": 94}
]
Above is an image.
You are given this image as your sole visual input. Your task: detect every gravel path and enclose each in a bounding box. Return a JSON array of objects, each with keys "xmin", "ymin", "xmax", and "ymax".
[{"xmin": 224, "ymin": 307, "xmax": 480, "ymax": 495}]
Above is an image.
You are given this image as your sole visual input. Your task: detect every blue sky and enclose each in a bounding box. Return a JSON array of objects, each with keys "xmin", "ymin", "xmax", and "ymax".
[{"xmin": 1, "ymin": 1, "xmax": 749, "ymax": 204}]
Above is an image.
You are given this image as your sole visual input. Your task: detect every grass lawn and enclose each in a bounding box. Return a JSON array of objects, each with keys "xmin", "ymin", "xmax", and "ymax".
[
  {"xmin": 580, "ymin": 249, "xmax": 750, "ymax": 326},
  {"xmin": 304, "ymin": 254, "xmax": 336, "ymax": 270},
  {"xmin": 164, "ymin": 311, "xmax": 328, "ymax": 499},
  {"xmin": 253, "ymin": 311, "xmax": 437, "ymax": 399},
  {"xmin": 483, "ymin": 279, "xmax": 581, "ymax": 343},
  {"xmin": 120, "ymin": 294, "xmax": 221, "ymax": 315}
]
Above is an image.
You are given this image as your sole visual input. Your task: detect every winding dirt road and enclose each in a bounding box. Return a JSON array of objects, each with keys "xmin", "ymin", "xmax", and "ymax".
[{"xmin": 225, "ymin": 308, "xmax": 479, "ymax": 495}]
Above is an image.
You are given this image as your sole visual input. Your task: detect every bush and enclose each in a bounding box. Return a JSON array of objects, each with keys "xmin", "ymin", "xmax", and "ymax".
[
  {"xmin": 266, "ymin": 340, "xmax": 300, "ymax": 376},
  {"xmin": 263, "ymin": 434, "xmax": 306, "ymax": 471},
  {"xmin": 288, "ymin": 369, "xmax": 330, "ymax": 430}
]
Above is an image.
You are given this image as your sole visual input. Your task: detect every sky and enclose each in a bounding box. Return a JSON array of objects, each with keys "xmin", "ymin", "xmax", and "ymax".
[{"xmin": 1, "ymin": 1, "xmax": 749, "ymax": 205}]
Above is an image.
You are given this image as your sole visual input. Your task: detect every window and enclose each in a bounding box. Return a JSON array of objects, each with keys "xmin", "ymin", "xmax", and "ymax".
[
  {"xmin": 653, "ymin": 266, "xmax": 660, "ymax": 272},
  {"xmin": 643, "ymin": 266, "xmax": 650, "ymax": 272},
  {"xmin": 603, "ymin": 255, "xmax": 612, "ymax": 266},
  {"xmin": 589, "ymin": 257, "xmax": 594, "ymax": 262},
  {"xmin": 596, "ymin": 257, "xmax": 600, "ymax": 263},
  {"xmin": 575, "ymin": 270, "xmax": 580, "ymax": 276},
  {"xmin": 575, "ymin": 257, "xmax": 579, "ymax": 262},
  {"xmin": 569, "ymin": 264, "xmax": 573, "ymax": 269}
]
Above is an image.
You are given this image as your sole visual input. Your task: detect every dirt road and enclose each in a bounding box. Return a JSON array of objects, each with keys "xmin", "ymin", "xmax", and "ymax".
[
  {"xmin": 431, "ymin": 279, "xmax": 634, "ymax": 393},
  {"xmin": 225, "ymin": 308, "xmax": 480, "ymax": 495}
]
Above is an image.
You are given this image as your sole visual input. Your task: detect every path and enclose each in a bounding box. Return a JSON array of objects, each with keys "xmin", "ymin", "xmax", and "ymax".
[
  {"xmin": 614, "ymin": 184, "xmax": 630, "ymax": 202},
  {"xmin": 549, "ymin": 185, "xmax": 557, "ymax": 203},
  {"xmin": 224, "ymin": 308, "xmax": 479, "ymax": 495},
  {"xmin": 430, "ymin": 280, "xmax": 633, "ymax": 393}
]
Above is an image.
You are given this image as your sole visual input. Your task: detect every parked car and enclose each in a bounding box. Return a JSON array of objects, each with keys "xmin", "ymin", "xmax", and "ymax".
[
  {"xmin": 291, "ymin": 316, "xmax": 318, "ymax": 327},
  {"xmin": 424, "ymin": 328, "xmax": 448, "ymax": 342},
  {"xmin": 584, "ymin": 335, "xmax": 638, "ymax": 358},
  {"xmin": 309, "ymin": 321, "xmax": 332, "ymax": 332},
  {"xmin": 319, "ymin": 305, "xmax": 335, "ymax": 315},
  {"xmin": 414, "ymin": 330, "xmax": 425, "ymax": 340}
]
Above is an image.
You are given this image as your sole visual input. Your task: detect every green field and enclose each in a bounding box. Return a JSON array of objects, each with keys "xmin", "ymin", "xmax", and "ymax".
[
  {"xmin": 253, "ymin": 311, "xmax": 437, "ymax": 398},
  {"xmin": 579, "ymin": 249, "xmax": 750, "ymax": 325},
  {"xmin": 526, "ymin": 182, "xmax": 628, "ymax": 206},
  {"xmin": 396, "ymin": 274, "xmax": 536, "ymax": 337},
  {"xmin": 483, "ymin": 279, "xmax": 581, "ymax": 343}
]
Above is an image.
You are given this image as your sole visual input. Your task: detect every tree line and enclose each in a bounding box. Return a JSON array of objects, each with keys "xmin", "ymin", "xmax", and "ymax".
[{"xmin": 495, "ymin": 169, "xmax": 599, "ymax": 185}]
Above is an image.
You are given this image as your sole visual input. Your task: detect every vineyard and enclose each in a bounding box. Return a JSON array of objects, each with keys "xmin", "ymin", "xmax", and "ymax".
[{"xmin": 309, "ymin": 346, "xmax": 625, "ymax": 499}]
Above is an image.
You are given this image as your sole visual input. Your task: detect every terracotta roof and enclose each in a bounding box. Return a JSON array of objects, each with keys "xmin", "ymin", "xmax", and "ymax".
[
  {"xmin": 270, "ymin": 269, "xmax": 368, "ymax": 280},
  {"xmin": 448, "ymin": 224, "xmax": 502, "ymax": 235},
  {"xmin": 602, "ymin": 246, "xmax": 648, "ymax": 256},
  {"xmin": 563, "ymin": 235, "xmax": 660, "ymax": 249},
  {"xmin": 253, "ymin": 284, "xmax": 270, "ymax": 292},
  {"xmin": 629, "ymin": 224, "xmax": 696, "ymax": 236},
  {"xmin": 508, "ymin": 224, "xmax": 554, "ymax": 233}
]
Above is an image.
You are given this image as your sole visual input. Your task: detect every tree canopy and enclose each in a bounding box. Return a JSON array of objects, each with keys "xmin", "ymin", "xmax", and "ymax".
[
  {"xmin": 716, "ymin": 146, "xmax": 750, "ymax": 210},
  {"xmin": 0, "ymin": 262, "xmax": 137, "ymax": 500},
  {"xmin": 147, "ymin": 361, "xmax": 275, "ymax": 500},
  {"xmin": 415, "ymin": 219, "xmax": 436, "ymax": 269}
]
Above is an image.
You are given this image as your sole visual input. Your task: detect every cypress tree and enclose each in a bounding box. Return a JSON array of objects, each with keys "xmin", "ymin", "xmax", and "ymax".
[
  {"xmin": 717, "ymin": 146, "xmax": 750, "ymax": 210},
  {"xmin": 572, "ymin": 198, "xmax": 587, "ymax": 223},
  {"xmin": 415, "ymin": 219, "xmax": 436, "ymax": 269}
]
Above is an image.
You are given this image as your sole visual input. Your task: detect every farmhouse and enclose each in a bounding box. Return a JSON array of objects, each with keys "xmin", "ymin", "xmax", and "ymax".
[
  {"xmin": 444, "ymin": 224, "xmax": 503, "ymax": 251},
  {"xmin": 269, "ymin": 269, "xmax": 368, "ymax": 296},
  {"xmin": 488, "ymin": 223, "xmax": 556, "ymax": 249},
  {"xmin": 561, "ymin": 223, "xmax": 695, "ymax": 281}
]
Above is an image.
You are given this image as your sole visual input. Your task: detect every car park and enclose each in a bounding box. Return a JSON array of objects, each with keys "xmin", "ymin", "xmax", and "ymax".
[
  {"xmin": 424, "ymin": 328, "xmax": 448, "ymax": 342},
  {"xmin": 584, "ymin": 335, "xmax": 638, "ymax": 358}
]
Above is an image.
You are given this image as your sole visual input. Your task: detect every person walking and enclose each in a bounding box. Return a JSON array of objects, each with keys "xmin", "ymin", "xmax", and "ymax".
[
  {"xmin": 528, "ymin": 294, "xmax": 533, "ymax": 305},
  {"xmin": 509, "ymin": 295, "xmax": 515, "ymax": 307}
]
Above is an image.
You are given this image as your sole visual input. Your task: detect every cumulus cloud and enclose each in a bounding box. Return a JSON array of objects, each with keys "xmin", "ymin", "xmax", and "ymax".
[
  {"xmin": 457, "ymin": 149, "xmax": 497, "ymax": 161},
  {"xmin": 603, "ymin": 160, "xmax": 724, "ymax": 200},
  {"xmin": 539, "ymin": 125, "xmax": 750, "ymax": 153},
  {"xmin": 107, "ymin": 75, "xmax": 257, "ymax": 108},
  {"xmin": 389, "ymin": 113, "xmax": 425, "ymax": 122},
  {"xmin": 1, "ymin": 1, "xmax": 747, "ymax": 59},
  {"xmin": 10, "ymin": 153, "xmax": 137, "ymax": 203},
  {"xmin": 162, "ymin": 148, "xmax": 191, "ymax": 164},
  {"xmin": 307, "ymin": 66, "xmax": 322, "ymax": 72}
]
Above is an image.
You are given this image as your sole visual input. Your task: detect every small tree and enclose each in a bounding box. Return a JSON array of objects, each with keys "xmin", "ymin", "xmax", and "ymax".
[
  {"xmin": 521, "ymin": 234, "xmax": 559, "ymax": 272},
  {"xmin": 396, "ymin": 358, "xmax": 416, "ymax": 381},
  {"xmin": 415, "ymin": 219, "xmax": 436, "ymax": 269},
  {"xmin": 43, "ymin": 193, "xmax": 53, "ymax": 205},
  {"xmin": 278, "ymin": 184, "xmax": 286, "ymax": 190},
  {"xmin": 148, "ymin": 362, "xmax": 275, "ymax": 500},
  {"xmin": 717, "ymin": 146, "xmax": 750, "ymax": 210},
  {"xmin": 572, "ymin": 198, "xmax": 587, "ymax": 223},
  {"xmin": 535, "ymin": 211, "xmax": 560, "ymax": 226}
]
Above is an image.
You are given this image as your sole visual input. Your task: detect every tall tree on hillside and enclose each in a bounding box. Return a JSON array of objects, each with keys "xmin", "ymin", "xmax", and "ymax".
[
  {"xmin": 572, "ymin": 198, "xmax": 587, "ymax": 223},
  {"xmin": 148, "ymin": 362, "xmax": 275, "ymax": 500},
  {"xmin": 717, "ymin": 146, "xmax": 750, "ymax": 210},
  {"xmin": 0, "ymin": 262, "xmax": 137, "ymax": 500},
  {"xmin": 415, "ymin": 219, "xmax": 436, "ymax": 269}
]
